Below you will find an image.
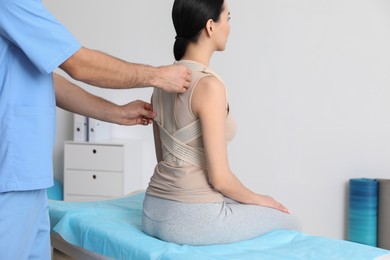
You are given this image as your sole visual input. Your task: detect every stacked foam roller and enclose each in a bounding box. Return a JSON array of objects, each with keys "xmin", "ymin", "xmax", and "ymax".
[
  {"xmin": 348, "ymin": 178, "xmax": 378, "ymax": 247},
  {"xmin": 378, "ymin": 180, "xmax": 390, "ymax": 250},
  {"xmin": 348, "ymin": 178, "xmax": 390, "ymax": 250}
]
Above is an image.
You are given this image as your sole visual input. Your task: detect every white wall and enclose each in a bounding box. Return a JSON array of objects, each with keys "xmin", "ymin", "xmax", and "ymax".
[{"xmin": 45, "ymin": 0, "xmax": 390, "ymax": 240}]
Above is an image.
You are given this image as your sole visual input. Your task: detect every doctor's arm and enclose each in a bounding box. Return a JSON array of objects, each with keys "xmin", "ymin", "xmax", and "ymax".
[
  {"xmin": 59, "ymin": 47, "xmax": 191, "ymax": 93},
  {"xmin": 54, "ymin": 73, "xmax": 155, "ymax": 126},
  {"xmin": 191, "ymin": 77, "xmax": 289, "ymax": 213}
]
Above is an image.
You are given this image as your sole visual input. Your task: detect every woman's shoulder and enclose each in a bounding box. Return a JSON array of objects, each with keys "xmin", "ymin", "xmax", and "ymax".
[
  {"xmin": 195, "ymin": 73, "xmax": 226, "ymax": 94},
  {"xmin": 191, "ymin": 73, "xmax": 227, "ymax": 117}
]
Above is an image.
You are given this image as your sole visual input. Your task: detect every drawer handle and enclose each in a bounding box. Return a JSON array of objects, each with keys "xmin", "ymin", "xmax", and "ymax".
[
  {"xmin": 92, "ymin": 149, "xmax": 97, "ymax": 154},
  {"xmin": 92, "ymin": 174, "xmax": 97, "ymax": 179}
]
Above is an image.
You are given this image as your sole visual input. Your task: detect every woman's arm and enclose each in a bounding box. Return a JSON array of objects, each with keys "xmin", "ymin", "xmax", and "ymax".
[
  {"xmin": 191, "ymin": 76, "xmax": 289, "ymax": 213},
  {"xmin": 59, "ymin": 47, "xmax": 191, "ymax": 93},
  {"xmin": 54, "ymin": 73, "xmax": 155, "ymax": 126}
]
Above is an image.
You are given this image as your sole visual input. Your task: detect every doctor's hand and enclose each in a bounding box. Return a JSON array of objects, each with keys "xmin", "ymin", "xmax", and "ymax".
[
  {"xmin": 152, "ymin": 64, "xmax": 192, "ymax": 93},
  {"xmin": 118, "ymin": 100, "xmax": 156, "ymax": 126}
]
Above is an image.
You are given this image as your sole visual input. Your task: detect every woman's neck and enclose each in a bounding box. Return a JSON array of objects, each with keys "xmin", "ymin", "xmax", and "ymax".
[{"xmin": 181, "ymin": 42, "xmax": 213, "ymax": 67}]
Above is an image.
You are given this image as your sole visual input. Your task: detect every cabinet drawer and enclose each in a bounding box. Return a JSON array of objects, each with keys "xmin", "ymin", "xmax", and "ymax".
[
  {"xmin": 65, "ymin": 170, "xmax": 123, "ymax": 197},
  {"xmin": 65, "ymin": 143, "xmax": 123, "ymax": 171}
]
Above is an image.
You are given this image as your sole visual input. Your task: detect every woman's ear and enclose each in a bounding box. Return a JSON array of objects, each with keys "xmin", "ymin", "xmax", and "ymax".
[{"xmin": 205, "ymin": 19, "xmax": 214, "ymax": 37}]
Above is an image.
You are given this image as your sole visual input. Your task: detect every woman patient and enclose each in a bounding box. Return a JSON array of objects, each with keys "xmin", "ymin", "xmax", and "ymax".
[{"xmin": 142, "ymin": 0, "xmax": 301, "ymax": 245}]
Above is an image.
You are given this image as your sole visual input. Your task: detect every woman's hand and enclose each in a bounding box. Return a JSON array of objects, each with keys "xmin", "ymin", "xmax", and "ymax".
[{"xmin": 254, "ymin": 194, "xmax": 290, "ymax": 214}]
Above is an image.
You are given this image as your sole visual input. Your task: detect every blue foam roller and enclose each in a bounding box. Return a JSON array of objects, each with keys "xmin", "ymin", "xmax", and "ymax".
[{"xmin": 347, "ymin": 178, "xmax": 378, "ymax": 247}]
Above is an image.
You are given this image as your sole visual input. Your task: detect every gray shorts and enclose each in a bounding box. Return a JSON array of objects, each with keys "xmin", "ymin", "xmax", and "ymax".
[{"xmin": 142, "ymin": 194, "xmax": 301, "ymax": 246}]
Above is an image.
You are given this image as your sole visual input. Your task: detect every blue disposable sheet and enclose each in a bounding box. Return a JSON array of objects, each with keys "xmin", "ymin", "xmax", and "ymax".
[{"xmin": 49, "ymin": 192, "xmax": 390, "ymax": 260}]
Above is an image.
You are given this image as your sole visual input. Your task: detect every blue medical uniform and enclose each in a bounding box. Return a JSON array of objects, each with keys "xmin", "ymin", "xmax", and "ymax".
[{"xmin": 0, "ymin": 0, "xmax": 81, "ymax": 258}]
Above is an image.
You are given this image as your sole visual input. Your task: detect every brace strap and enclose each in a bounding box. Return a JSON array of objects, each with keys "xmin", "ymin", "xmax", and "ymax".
[{"xmin": 157, "ymin": 120, "xmax": 207, "ymax": 169}]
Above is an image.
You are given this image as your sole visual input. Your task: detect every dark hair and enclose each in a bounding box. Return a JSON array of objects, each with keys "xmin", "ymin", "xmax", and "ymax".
[{"xmin": 172, "ymin": 0, "xmax": 225, "ymax": 61}]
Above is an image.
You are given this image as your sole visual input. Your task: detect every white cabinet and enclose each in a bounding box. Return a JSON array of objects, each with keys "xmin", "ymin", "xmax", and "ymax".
[{"xmin": 64, "ymin": 139, "xmax": 142, "ymax": 202}]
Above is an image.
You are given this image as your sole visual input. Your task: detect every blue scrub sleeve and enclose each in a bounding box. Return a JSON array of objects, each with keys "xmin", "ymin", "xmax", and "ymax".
[{"xmin": 0, "ymin": 0, "xmax": 81, "ymax": 74}]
